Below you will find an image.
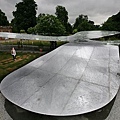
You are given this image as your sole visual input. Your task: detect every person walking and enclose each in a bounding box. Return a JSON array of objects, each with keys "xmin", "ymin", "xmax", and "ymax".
[{"xmin": 11, "ymin": 47, "xmax": 16, "ymax": 60}]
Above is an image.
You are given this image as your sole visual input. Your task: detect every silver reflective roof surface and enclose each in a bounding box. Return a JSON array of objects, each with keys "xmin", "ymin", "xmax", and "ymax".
[
  {"xmin": 0, "ymin": 31, "xmax": 119, "ymax": 41},
  {"xmin": 0, "ymin": 32, "xmax": 67, "ymax": 41},
  {"xmin": 0, "ymin": 39, "xmax": 119, "ymax": 116}
]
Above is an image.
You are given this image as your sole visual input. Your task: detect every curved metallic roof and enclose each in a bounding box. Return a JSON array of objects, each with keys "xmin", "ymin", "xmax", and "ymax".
[
  {"xmin": 0, "ymin": 31, "xmax": 119, "ymax": 41},
  {"xmin": 0, "ymin": 31, "xmax": 120, "ymax": 116}
]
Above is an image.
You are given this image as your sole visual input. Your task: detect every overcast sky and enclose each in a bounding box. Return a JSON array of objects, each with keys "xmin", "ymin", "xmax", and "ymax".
[{"xmin": 0, "ymin": 0, "xmax": 120, "ymax": 25}]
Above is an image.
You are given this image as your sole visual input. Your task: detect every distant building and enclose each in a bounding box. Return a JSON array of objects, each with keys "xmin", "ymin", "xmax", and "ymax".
[
  {"xmin": 0, "ymin": 26, "xmax": 12, "ymax": 40},
  {"xmin": 0, "ymin": 26, "xmax": 12, "ymax": 32}
]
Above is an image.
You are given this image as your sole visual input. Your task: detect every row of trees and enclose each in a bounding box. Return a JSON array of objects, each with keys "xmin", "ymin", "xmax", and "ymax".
[
  {"xmin": 101, "ymin": 11, "xmax": 120, "ymax": 31},
  {"xmin": 10, "ymin": 0, "xmax": 73, "ymax": 35},
  {"xmin": 0, "ymin": 0, "xmax": 120, "ymax": 35}
]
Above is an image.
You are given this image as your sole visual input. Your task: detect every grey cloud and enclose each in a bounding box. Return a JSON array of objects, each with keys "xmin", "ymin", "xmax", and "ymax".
[
  {"xmin": 0, "ymin": 0, "xmax": 21, "ymax": 21},
  {"xmin": 5, "ymin": 0, "xmax": 20, "ymax": 4},
  {"xmin": 0, "ymin": 0, "xmax": 120, "ymax": 25}
]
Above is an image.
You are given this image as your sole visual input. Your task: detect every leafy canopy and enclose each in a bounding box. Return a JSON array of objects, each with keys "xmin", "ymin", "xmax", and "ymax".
[
  {"xmin": 34, "ymin": 14, "xmax": 66, "ymax": 36},
  {"xmin": 12, "ymin": 0, "xmax": 37, "ymax": 32},
  {"xmin": 0, "ymin": 9, "xmax": 9, "ymax": 26},
  {"xmin": 55, "ymin": 5, "xmax": 72, "ymax": 34},
  {"xmin": 102, "ymin": 11, "xmax": 120, "ymax": 31},
  {"xmin": 73, "ymin": 14, "xmax": 96, "ymax": 32}
]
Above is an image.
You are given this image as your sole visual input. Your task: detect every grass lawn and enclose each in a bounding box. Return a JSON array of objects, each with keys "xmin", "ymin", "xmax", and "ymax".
[
  {"xmin": 0, "ymin": 39, "xmax": 68, "ymax": 47},
  {"xmin": 0, "ymin": 51, "xmax": 42, "ymax": 83},
  {"xmin": 0, "ymin": 40, "xmax": 68, "ymax": 83}
]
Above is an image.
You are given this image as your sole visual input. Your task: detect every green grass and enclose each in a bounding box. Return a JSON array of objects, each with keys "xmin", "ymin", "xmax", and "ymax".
[
  {"xmin": 0, "ymin": 40, "xmax": 68, "ymax": 83},
  {"xmin": 0, "ymin": 51, "xmax": 41, "ymax": 82},
  {"xmin": 98, "ymin": 34, "xmax": 120, "ymax": 41},
  {"xmin": 0, "ymin": 39, "xmax": 68, "ymax": 47}
]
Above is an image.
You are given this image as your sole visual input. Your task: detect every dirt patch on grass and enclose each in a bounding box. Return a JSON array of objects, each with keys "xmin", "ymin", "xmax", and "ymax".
[{"xmin": 0, "ymin": 51, "xmax": 41, "ymax": 82}]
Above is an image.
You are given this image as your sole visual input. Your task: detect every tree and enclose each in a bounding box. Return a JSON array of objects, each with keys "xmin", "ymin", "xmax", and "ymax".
[
  {"xmin": 0, "ymin": 9, "xmax": 9, "ymax": 26},
  {"xmin": 11, "ymin": 18, "xmax": 18, "ymax": 32},
  {"xmin": 34, "ymin": 14, "xmax": 66, "ymax": 36},
  {"xmin": 55, "ymin": 6, "xmax": 68, "ymax": 26},
  {"xmin": 102, "ymin": 11, "xmax": 120, "ymax": 31},
  {"xmin": 27, "ymin": 27, "xmax": 35, "ymax": 34},
  {"xmin": 73, "ymin": 15, "xmax": 88, "ymax": 29},
  {"xmin": 66, "ymin": 22, "xmax": 72, "ymax": 34},
  {"xmin": 37, "ymin": 13, "xmax": 45, "ymax": 22},
  {"xmin": 55, "ymin": 5, "xmax": 72, "ymax": 34},
  {"xmin": 20, "ymin": 29, "xmax": 26, "ymax": 33},
  {"xmin": 73, "ymin": 14, "xmax": 96, "ymax": 31},
  {"xmin": 12, "ymin": 0, "xmax": 37, "ymax": 32},
  {"xmin": 73, "ymin": 15, "xmax": 88, "ymax": 30},
  {"xmin": 72, "ymin": 29, "xmax": 78, "ymax": 34}
]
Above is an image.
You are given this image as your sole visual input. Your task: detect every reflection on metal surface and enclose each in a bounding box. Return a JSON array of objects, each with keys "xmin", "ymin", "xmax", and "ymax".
[
  {"xmin": 0, "ymin": 31, "xmax": 120, "ymax": 116},
  {"xmin": 4, "ymin": 95, "xmax": 116, "ymax": 120},
  {"xmin": 0, "ymin": 31, "xmax": 119, "ymax": 42}
]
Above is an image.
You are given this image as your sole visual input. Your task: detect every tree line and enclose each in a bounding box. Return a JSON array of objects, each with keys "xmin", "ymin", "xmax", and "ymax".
[{"xmin": 0, "ymin": 0, "xmax": 120, "ymax": 35}]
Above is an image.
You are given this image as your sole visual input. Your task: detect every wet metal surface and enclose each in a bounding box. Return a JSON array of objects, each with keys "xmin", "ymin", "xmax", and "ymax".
[
  {"xmin": 0, "ymin": 40, "xmax": 119, "ymax": 116},
  {"xmin": 4, "ymin": 94, "xmax": 116, "ymax": 120},
  {"xmin": 0, "ymin": 31, "xmax": 119, "ymax": 41}
]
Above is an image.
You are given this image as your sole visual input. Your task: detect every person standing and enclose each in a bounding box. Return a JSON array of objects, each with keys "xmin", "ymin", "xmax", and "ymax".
[{"xmin": 11, "ymin": 47, "xmax": 16, "ymax": 60}]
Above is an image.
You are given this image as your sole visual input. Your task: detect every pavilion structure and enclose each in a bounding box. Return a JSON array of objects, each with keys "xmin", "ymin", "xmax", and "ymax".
[{"xmin": 0, "ymin": 31, "xmax": 120, "ymax": 116}]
